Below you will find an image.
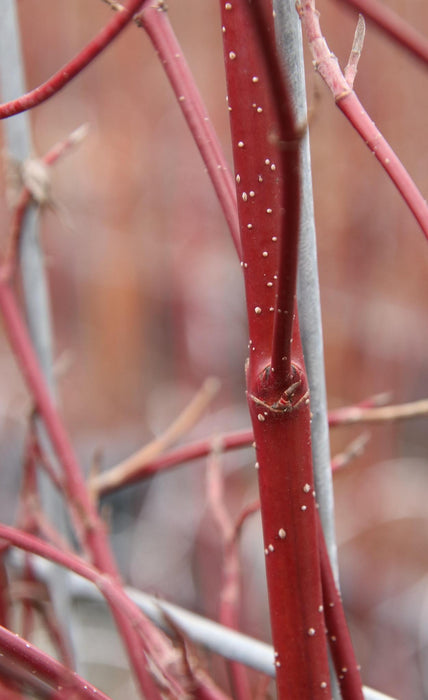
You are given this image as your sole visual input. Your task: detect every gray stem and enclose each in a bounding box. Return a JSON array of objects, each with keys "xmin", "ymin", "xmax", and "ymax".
[
  {"xmin": 0, "ymin": 0, "xmax": 75, "ymax": 665},
  {"xmin": 272, "ymin": 0, "xmax": 338, "ymax": 580}
]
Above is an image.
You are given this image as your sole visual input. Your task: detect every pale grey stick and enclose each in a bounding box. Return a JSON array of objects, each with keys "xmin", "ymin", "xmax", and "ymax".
[
  {"xmin": 272, "ymin": 0, "xmax": 338, "ymax": 581},
  {"xmin": 0, "ymin": 0, "xmax": 75, "ymax": 663},
  {"xmin": 272, "ymin": 3, "xmax": 340, "ymax": 696},
  {"xmin": 9, "ymin": 554, "xmax": 395, "ymax": 700}
]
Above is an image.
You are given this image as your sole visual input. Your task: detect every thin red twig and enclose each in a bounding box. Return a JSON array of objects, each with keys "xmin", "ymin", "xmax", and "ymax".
[
  {"xmin": 0, "ymin": 525, "xmax": 187, "ymax": 698},
  {"xmin": 337, "ymin": 0, "xmax": 428, "ymax": 67},
  {"xmin": 12, "ymin": 572, "xmax": 74, "ymax": 670},
  {"xmin": 318, "ymin": 519, "xmax": 364, "ymax": 699},
  {"xmin": 0, "ymin": 0, "xmax": 144, "ymax": 119},
  {"xmin": 3, "ymin": 125, "xmax": 89, "ymax": 282},
  {"xmin": 136, "ymin": 4, "xmax": 241, "ymax": 256},
  {"xmin": 91, "ymin": 392, "xmax": 428, "ymax": 494},
  {"xmin": 93, "ymin": 429, "xmax": 253, "ymax": 496},
  {"xmin": 297, "ymin": 0, "xmax": 428, "ymax": 242},
  {"xmin": 0, "ymin": 283, "xmax": 172, "ymax": 699},
  {"xmin": 0, "ymin": 623, "xmax": 112, "ymax": 700},
  {"xmin": 206, "ymin": 449, "xmax": 251, "ymax": 700}
]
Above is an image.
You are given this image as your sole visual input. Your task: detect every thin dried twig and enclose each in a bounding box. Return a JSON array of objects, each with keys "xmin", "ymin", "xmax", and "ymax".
[
  {"xmin": 344, "ymin": 14, "xmax": 366, "ymax": 88},
  {"xmin": 331, "ymin": 432, "xmax": 370, "ymax": 471},
  {"xmin": 90, "ymin": 377, "xmax": 220, "ymax": 497},
  {"xmin": 338, "ymin": 0, "xmax": 428, "ymax": 67},
  {"xmin": 329, "ymin": 398, "xmax": 428, "ymax": 426},
  {"xmin": 3, "ymin": 125, "xmax": 89, "ymax": 282}
]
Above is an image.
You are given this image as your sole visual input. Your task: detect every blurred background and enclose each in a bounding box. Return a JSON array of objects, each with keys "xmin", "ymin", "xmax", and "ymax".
[{"xmin": 1, "ymin": 0, "xmax": 428, "ymax": 697}]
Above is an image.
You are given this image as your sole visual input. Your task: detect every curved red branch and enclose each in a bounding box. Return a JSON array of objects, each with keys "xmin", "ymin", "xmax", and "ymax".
[
  {"xmin": 0, "ymin": 524, "xmax": 184, "ymax": 698},
  {"xmin": 0, "ymin": 0, "xmax": 144, "ymax": 119},
  {"xmin": 136, "ymin": 5, "xmax": 241, "ymax": 256},
  {"xmin": 0, "ymin": 623, "xmax": 112, "ymax": 700}
]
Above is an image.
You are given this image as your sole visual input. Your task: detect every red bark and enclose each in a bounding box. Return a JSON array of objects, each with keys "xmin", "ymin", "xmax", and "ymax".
[{"xmin": 219, "ymin": 1, "xmax": 331, "ymax": 696}]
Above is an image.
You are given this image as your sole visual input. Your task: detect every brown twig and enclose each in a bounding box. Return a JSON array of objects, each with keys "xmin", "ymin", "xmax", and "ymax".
[
  {"xmin": 329, "ymin": 398, "xmax": 428, "ymax": 426},
  {"xmin": 3, "ymin": 125, "xmax": 89, "ymax": 282},
  {"xmin": 331, "ymin": 432, "xmax": 370, "ymax": 471},
  {"xmin": 0, "ymin": 0, "xmax": 144, "ymax": 118},
  {"xmin": 337, "ymin": 0, "xmax": 428, "ymax": 67},
  {"xmin": 344, "ymin": 14, "xmax": 365, "ymax": 88},
  {"xmin": 90, "ymin": 377, "xmax": 220, "ymax": 498}
]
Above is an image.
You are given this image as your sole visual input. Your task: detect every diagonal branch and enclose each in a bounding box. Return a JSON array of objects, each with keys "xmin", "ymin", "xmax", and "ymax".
[
  {"xmin": 0, "ymin": 0, "xmax": 144, "ymax": 118},
  {"xmin": 297, "ymin": 0, "xmax": 428, "ymax": 242},
  {"xmin": 90, "ymin": 377, "xmax": 219, "ymax": 498}
]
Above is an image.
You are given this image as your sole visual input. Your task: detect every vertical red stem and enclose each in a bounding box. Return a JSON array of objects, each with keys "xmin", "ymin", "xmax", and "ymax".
[
  {"xmin": 318, "ymin": 520, "xmax": 364, "ymax": 699},
  {"xmin": 220, "ymin": 1, "xmax": 331, "ymax": 696}
]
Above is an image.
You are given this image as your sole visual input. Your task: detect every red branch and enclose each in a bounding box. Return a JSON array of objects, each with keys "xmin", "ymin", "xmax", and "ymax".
[
  {"xmin": 95, "ymin": 428, "xmax": 253, "ymax": 495},
  {"xmin": 220, "ymin": 1, "xmax": 332, "ymax": 697},
  {"xmin": 221, "ymin": 0, "xmax": 301, "ymax": 394},
  {"xmin": 297, "ymin": 0, "xmax": 428, "ymax": 242},
  {"xmin": 206, "ymin": 450, "xmax": 251, "ymax": 700},
  {"xmin": 338, "ymin": 0, "xmax": 428, "ymax": 66},
  {"xmin": 318, "ymin": 520, "xmax": 363, "ymax": 699},
  {"xmin": 4, "ymin": 125, "xmax": 88, "ymax": 281},
  {"xmin": 0, "ymin": 282, "xmax": 177, "ymax": 698},
  {"xmin": 0, "ymin": 623, "xmax": 111, "ymax": 699},
  {"xmin": 0, "ymin": 525, "xmax": 187, "ymax": 698},
  {"xmin": 0, "ymin": 0, "xmax": 144, "ymax": 119},
  {"xmin": 136, "ymin": 4, "xmax": 241, "ymax": 256}
]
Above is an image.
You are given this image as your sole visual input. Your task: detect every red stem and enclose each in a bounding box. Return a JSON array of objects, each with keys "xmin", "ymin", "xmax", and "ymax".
[
  {"xmin": 220, "ymin": 2, "xmax": 332, "ymax": 696},
  {"xmin": 0, "ymin": 281, "xmax": 115, "ymax": 570},
  {"xmin": 206, "ymin": 452, "xmax": 251, "ymax": 700},
  {"xmin": 337, "ymin": 0, "xmax": 428, "ymax": 66},
  {"xmin": 4, "ymin": 126, "xmax": 89, "ymax": 282},
  {"xmin": 0, "ymin": 524, "xmax": 188, "ymax": 697},
  {"xmin": 0, "ymin": 623, "xmax": 112, "ymax": 700},
  {"xmin": 97, "ymin": 428, "xmax": 253, "ymax": 495},
  {"xmin": 318, "ymin": 519, "xmax": 364, "ymax": 699},
  {"xmin": 221, "ymin": 0, "xmax": 301, "ymax": 396},
  {"xmin": 0, "ymin": 558, "xmax": 9, "ymax": 629},
  {"xmin": 248, "ymin": 363, "xmax": 331, "ymax": 698},
  {"xmin": 298, "ymin": 0, "xmax": 428, "ymax": 242},
  {"xmin": 0, "ymin": 282, "xmax": 171, "ymax": 699},
  {"xmin": 136, "ymin": 4, "xmax": 241, "ymax": 256},
  {"xmin": 338, "ymin": 91, "xmax": 428, "ymax": 240},
  {"xmin": 0, "ymin": 0, "xmax": 144, "ymax": 119},
  {"xmin": 95, "ymin": 391, "xmax": 396, "ymax": 493}
]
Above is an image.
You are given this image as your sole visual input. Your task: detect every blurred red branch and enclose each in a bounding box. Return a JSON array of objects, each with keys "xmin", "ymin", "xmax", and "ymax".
[
  {"xmin": 3, "ymin": 125, "xmax": 89, "ymax": 282},
  {"xmin": 90, "ymin": 377, "xmax": 219, "ymax": 499},
  {"xmin": 0, "ymin": 281, "xmax": 181, "ymax": 697},
  {"xmin": 0, "ymin": 525, "xmax": 188, "ymax": 699},
  {"xmin": 297, "ymin": 0, "xmax": 428, "ymax": 242},
  {"xmin": 205, "ymin": 448, "xmax": 251, "ymax": 700},
  {"xmin": 0, "ymin": 622, "xmax": 112, "ymax": 699},
  {"xmin": 329, "ymin": 397, "xmax": 428, "ymax": 426},
  {"xmin": 337, "ymin": 0, "xmax": 428, "ymax": 66},
  {"xmin": 136, "ymin": 4, "xmax": 241, "ymax": 256},
  {"xmin": 93, "ymin": 392, "xmax": 428, "ymax": 494},
  {"xmin": 0, "ymin": 0, "xmax": 144, "ymax": 119}
]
